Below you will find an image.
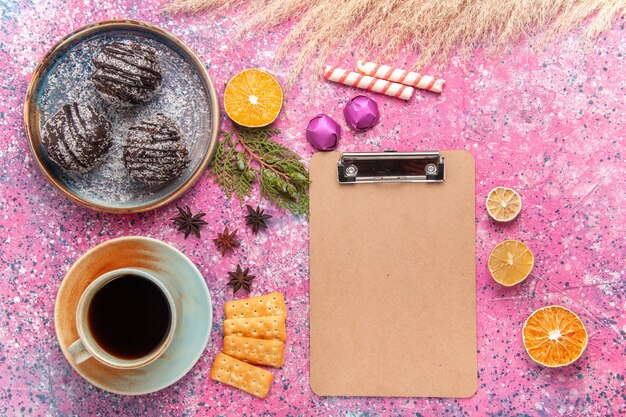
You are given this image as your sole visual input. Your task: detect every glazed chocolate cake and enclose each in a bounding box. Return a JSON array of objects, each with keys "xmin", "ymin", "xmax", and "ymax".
[
  {"xmin": 92, "ymin": 41, "xmax": 163, "ymax": 106},
  {"xmin": 123, "ymin": 114, "xmax": 190, "ymax": 185},
  {"xmin": 41, "ymin": 103, "xmax": 113, "ymax": 172}
]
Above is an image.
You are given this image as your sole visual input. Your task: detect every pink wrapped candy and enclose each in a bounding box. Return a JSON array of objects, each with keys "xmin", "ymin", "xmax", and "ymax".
[
  {"xmin": 343, "ymin": 95, "xmax": 380, "ymax": 131},
  {"xmin": 306, "ymin": 114, "xmax": 341, "ymax": 151}
]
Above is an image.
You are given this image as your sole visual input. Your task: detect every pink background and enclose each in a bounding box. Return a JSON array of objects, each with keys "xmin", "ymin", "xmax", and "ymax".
[{"xmin": 1, "ymin": 1, "xmax": 625, "ymax": 415}]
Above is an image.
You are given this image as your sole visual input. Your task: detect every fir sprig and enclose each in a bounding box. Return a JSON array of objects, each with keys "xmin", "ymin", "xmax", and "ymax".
[{"xmin": 209, "ymin": 126, "xmax": 310, "ymax": 216}]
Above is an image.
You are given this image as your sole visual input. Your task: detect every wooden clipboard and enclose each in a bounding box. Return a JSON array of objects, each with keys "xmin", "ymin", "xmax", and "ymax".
[{"xmin": 309, "ymin": 150, "xmax": 477, "ymax": 397}]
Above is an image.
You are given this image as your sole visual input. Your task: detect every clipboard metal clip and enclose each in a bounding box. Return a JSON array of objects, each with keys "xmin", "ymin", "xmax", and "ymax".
[{"xmin": 337, "ymin": 152, "xmax": 445, "ymax": 184}]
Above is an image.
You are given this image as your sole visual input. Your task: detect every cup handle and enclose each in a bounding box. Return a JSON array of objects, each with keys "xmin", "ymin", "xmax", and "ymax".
[{"xmin": 68, "ymin": 339, "xmax": 92, "ymax": 365}]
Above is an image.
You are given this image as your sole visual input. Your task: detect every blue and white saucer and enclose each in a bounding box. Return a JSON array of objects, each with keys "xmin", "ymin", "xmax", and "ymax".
[{"xmin": 54, "ymin": 236, "xmax": 212, "ymax": 395}]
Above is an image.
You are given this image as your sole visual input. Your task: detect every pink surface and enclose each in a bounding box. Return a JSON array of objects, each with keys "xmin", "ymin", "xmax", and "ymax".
[{"xmin": 1, "ymin": 1, "xmax": 625, "ymax": 416}]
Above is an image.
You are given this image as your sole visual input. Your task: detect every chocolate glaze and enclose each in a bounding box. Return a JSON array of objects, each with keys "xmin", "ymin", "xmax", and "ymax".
[
  {"xmin": 41, "ymin": 103, "xmax": 113, "ymax": 172},
  {"xmin": 123, "ymin": 113, "xmax": 190, "ymax": 185},
  {"xmin": 92, "ymin": 41, "xmax": 162, "ymax": 106}
]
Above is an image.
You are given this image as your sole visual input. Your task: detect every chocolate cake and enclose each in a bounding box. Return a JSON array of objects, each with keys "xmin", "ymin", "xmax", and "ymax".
[
  {"xmin": 123, "ymin": 113, "xmax": 190, "ymax": 185},
  {"xmin": 92, "ymin": 41, "xmax": 163, "ymax": 106},
  {"xmin": 41, "ymin": 103, "xmax": 113, "ymax": 172}
]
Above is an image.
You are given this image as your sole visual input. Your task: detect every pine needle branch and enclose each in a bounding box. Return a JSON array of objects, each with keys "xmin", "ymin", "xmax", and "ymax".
[{"xmin": 208, "ymin": 126, "xmax": 310, "ymax": 217}]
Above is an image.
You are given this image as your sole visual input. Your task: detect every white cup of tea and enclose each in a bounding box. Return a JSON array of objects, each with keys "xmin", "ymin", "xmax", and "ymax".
[{"xmin": 68, "ymin": 268, "xmax": 177, "ymax": 369}]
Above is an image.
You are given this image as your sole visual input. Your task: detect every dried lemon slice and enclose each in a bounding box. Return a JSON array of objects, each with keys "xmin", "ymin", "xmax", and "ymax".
[
  {"xmin": 224, "ymin": 69, "xmax": 283, "ymax": 128},
  {"xmin": 488, "ymin": 240, "xmax": 534, "ymax": 286},
  {"xmin": 522, "ymin": 305, "xmax": 588, "ymax": 367},
  {"xmin": 486, "ymin": 187, "xmax": 522, "ymax": 222}
]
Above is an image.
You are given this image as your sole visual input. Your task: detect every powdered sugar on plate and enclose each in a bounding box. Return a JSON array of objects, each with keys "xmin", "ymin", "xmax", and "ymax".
[{"xmin": 35, "ymin": 28, "xmax": 214, "ymax": 209}]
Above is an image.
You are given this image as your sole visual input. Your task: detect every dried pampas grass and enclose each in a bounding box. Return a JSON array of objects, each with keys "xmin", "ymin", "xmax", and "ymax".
[{"xmin": 166, "ymin": 0, "xmax": 626, "ymax": 86}]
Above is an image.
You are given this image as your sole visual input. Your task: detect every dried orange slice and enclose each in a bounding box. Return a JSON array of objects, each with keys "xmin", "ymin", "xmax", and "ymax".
[
  {"xmin": 224, "ymin": 69, "xmax": 283, "ymax": 128},
  {"xmin": 488, "ymin": 240, "xmax": 534, "ymax": 286},
  {"xmin": 522, "ymin": 305, "xmax": 588, "ymax": 367},
  {"xmin": 486, "ymin": 187, "xmax": 522, "ymax": 222}
]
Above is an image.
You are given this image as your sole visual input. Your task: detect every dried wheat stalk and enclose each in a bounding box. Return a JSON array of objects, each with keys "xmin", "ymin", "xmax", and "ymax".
[{"xmin": 166, "ymin": 0, "xmax": 626, "ymax": 87}]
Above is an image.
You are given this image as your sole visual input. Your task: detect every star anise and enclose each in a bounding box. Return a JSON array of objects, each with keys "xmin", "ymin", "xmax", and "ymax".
[
  {"xmin": 244, "ymin": 204, "xmax": 272, "ymax": 234},
  {"xmin": 226, "ymin": 264, "xmax": 255, "ymax": 294},
  {"xmin": 171, "ymin": 205, "xmax": 208, "ymax": 239},
  {"xmin": 213, "ymin": 227, "xmax": 240, "ymax": 256}
]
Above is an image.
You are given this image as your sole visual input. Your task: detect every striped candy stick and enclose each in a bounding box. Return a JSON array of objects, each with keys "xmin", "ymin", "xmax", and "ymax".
[
  {"xmin": 356, "ymin": 60, "xmax": 445, "ymax": 93},
  {"xmin": 322, "ymin": 65, "xmax": 414, "ymax": 101}
]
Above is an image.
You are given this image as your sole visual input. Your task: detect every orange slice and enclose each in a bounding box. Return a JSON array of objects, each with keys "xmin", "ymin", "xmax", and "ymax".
[
  {"xmin": 223, "ymin": 69, "xmax": 283, "ymax": 128},
  {"xmin": 486, "ymin": 187, "xmax": 522, "ymax": 222},
  {"xmin": 522, "ymin": 305, "xmax": 588, "ymax": 367},
  {"xmin": 488, "ymin": 240, "xmax": 534, "ymax": 286}
]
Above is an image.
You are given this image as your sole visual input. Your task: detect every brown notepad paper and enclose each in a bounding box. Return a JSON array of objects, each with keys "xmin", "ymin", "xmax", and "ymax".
[{"xmin": 310, "ymin": 151, "xmax": 477, "ymax": 397}]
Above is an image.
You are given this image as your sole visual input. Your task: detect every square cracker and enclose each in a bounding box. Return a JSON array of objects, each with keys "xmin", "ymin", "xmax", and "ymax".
[
  {"xmin": 224, "ymin": 292, "xmax": 287, "ymax": 319},
  {"xmin": 223, "ymin": 315, "xmax": 287, "ymax": 342},
  {"xmin": 224, "ymin": 335, "xmax": 285, "ymax": 368},
  {"xmin": 210, "ymin": 353, "xmax": 273, "ymax": 399}
]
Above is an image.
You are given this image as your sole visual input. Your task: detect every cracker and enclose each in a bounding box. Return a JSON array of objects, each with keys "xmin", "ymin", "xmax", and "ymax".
[
  {"xmin": 224, "ymin": 336, "xmax": 285, "ymax": 368},
  {"xmin": 224, "ymin": 292, "xmax": 287, "ymax": 319},
  {"xmin": 210, "ymin": 353, "xmax": 273, "ymax": 399},
  {"xmin": 224, "ymin": 315, "xmax": 287, "ymax": 342}
]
